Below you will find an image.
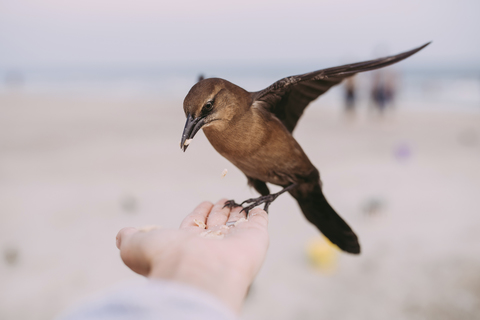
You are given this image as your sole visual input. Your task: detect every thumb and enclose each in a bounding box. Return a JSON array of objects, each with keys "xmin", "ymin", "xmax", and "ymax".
[
  {"xmin": 116, "ymin": 227, "xmax": 138, "ymax": 249},
  {"xmin": 116, "ymin": 227, "xmax": 151, "ymax": 276}
]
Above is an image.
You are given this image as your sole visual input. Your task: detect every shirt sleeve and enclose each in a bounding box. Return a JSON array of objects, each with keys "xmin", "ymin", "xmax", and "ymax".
[{"xmin": 56, "ymin": 279, "xmax": 238, "ymax": 320}]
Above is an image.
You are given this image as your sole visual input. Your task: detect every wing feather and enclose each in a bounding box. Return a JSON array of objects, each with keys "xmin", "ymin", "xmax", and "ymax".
[{"xmin": 252, "ymin": 42, "xmax": 430, "ymax": 132}]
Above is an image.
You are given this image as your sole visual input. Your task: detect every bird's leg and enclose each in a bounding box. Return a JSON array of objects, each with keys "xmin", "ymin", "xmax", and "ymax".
[
  {"xmin": 223, "ymin": 177, "xmax": 271, "ymax": 210},
  {"xmin": 240, "ymin": 183, "xmax": 297, "ymax": 215}
]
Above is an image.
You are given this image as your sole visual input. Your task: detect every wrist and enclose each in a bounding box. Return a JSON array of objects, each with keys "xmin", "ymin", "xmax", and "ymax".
[{"xmin": 149, "ymin": 251, "xmax": 251, "ymax": 313}]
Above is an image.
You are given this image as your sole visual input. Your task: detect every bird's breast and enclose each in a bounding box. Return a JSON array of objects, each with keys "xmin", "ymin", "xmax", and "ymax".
[{"xmin": 203, "ymin": 115, "xmax": 315, "ymax": 186}]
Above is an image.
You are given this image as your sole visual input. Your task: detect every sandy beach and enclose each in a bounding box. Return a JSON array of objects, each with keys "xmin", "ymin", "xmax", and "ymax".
[{"xmin": 1, "ymin": 92, "xmax": 479, "ymax": 319}]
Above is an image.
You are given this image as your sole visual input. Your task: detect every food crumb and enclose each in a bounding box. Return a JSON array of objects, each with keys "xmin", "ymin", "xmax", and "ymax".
[
  {"xmin": 221, "ymin": 169, "xmax": 228, "ymax": 178},
  {"xmin": 200, "ymin": 229, "xmax": 225, "ymax": 239},
  {"xmin": 194, "ymin": 219, "xmax": 206, "ymax": 229},
  {"xmin": 235, "ymin": 218, "xmax": 247, "ymax": 226}
]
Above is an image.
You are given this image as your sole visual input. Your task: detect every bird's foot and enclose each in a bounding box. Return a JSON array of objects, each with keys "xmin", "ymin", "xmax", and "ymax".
[
  {"xmin": 225, "ymin": 184, "xmax": 298, "ymax": 217},
  {"xmin": 222, "ymin": 196, "xmax": 275, "ymax": 216},
  {"xmin": 223, "ymin": 200, "xmax": 243, "ymax": 210},
  {"xmin": 240, "ymin": 183, "xmax": 298, "ymax": 215},
  {"xmin": 239, "ymin": 194, "xmax": 279, "ymax": 214}
]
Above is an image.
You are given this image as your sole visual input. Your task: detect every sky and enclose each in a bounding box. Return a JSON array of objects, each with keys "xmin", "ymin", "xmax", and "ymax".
[{"xmin": 0, "ymin": 0, "xmax": 479, "ymax": 69}]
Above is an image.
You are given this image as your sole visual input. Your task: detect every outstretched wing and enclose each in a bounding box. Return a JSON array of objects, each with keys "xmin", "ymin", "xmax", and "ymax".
[{"xmin": 252, "ymin": 42, "xmax": 430, "ymax": 132}]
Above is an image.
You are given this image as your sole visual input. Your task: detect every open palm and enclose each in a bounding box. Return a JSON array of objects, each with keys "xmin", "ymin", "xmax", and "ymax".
[{"xmin": 115, "ymin": 199, "xmax": 270, "ymax": 312}]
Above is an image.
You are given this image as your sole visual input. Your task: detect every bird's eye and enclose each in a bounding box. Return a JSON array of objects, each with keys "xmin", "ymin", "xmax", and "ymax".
[{"xmin": 203, "ymin": 101, "xmax": 214, "ymax": 112}]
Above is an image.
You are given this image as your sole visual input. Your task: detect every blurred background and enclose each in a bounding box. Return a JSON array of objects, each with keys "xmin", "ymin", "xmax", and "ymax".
[{"xmin": 1, "ymin": 0, "xmax": 480, "ymax": 319}]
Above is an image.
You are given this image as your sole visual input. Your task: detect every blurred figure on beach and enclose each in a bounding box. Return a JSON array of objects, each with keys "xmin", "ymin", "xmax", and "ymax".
[
  {"xmin": 370, "ymin": 69, "xmax": 397, "ymax": 114},
  {"xmin": 343, "ymin": 76, "xmax": 357, "ymax": 116},
  {"xmin": 4, "ymin": 70, "xmax": 25, "ymax": 92}
]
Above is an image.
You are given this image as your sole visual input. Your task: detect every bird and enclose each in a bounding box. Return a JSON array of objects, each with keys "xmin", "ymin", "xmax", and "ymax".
[{"xmin": 179, "ymin": 43, "xmax": 430, "ymax": 254}]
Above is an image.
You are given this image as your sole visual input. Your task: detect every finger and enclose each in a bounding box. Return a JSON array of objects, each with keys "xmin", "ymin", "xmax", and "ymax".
[
  {"xmin": 228, "ymin": 208, "xmax": 269, "ymax": 255},
  {"xmin": 116, "ymin": 227, "xmax": 151, "ymax": 276},
  {"xmin": 180, "ymin": 201, "xmax": 214, "ymax": 229},
  {"xmin": 206, "ymin": 198, "xmax": 231, "ymax": 228},
  {"xmin": 227, "ymin": 205, "xmax": 247, "ymax": 224},
  {"xmin": 237, "ymin": 208, "xmax": 268, "ymax": 231}
]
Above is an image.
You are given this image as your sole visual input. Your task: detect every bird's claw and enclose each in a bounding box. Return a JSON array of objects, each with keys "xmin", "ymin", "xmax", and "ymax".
[
  {"xmin": 228, "ymin": 184, "xmax": 297, "ymax": 216},
  {"xmin": 223, "ymin": 200, "xmax": 242, "ymax": 209},
  {"xmin": 240, "ymin": 198, "xmax": 257, "ymax": 205},
  {"xmin": 239, "ymin": 194, "xmax": 277, "ymax": 215},
  {"xmin": 224, "ymin": 196, "xmax": 274, "ymax": 217}
]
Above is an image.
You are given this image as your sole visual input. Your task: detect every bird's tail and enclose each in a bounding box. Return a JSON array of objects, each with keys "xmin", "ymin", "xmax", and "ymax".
[{"xmin": 290, "ymin": 183, "xmax": 360, "ymax": 254}]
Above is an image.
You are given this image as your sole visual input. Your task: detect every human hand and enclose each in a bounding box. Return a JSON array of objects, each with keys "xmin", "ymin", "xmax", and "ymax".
[{"xmin": 115, "ymin": 199, "xmax": 269, "ymax": 313}]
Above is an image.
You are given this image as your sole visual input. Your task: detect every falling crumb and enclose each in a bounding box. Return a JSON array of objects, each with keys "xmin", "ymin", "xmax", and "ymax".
[
  {"xmin": 184, "ymin": 139, "xmax": 192, "ymax": 146},
  {"xmin": 235, "ymin": 218, "xmax": 247, "ymax": 226},
  {"xmin": 221, "ymin": 169, "xmax": 228, "ymax": 178},
  {"xmin": 194, "ymin": 219, "xmax": 206, "ymax": 229},
  {"xmin": 138, "ymin": 225, "xmax": 160, "ymax": 232}
]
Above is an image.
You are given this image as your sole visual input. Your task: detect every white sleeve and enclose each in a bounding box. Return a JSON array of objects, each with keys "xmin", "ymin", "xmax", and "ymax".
[{"xmin": 57, "ymin": 280, "xmax": 238, "ymax": 320}]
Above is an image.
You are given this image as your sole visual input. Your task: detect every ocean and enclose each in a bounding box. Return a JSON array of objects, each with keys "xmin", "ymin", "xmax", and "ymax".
[{"xmin": 1, "ymin": 63, "xmax": 479, "ymax": 112}]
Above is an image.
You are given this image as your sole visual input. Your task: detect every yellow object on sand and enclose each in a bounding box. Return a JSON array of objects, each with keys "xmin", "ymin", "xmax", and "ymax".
[{"xmin": 306, "ymin": 236, "xmax": 339, "ymax": 273}]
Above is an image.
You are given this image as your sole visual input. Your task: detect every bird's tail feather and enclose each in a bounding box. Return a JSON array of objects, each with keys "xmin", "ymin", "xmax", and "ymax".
[{"xmin": 290, "ymin": 183, "xmax": 360, "ymax": 254}]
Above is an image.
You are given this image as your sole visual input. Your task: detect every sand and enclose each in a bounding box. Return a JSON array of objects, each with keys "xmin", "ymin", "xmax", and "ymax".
[{"xmin": 1, "ymin": 92, "xmax": 479, "ymax": 320}]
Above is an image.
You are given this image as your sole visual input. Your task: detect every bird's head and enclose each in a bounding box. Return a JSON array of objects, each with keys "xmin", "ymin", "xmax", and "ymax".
[{"xmin": 180, "ymin": 78, "xmax": 249, "ymax": 151}]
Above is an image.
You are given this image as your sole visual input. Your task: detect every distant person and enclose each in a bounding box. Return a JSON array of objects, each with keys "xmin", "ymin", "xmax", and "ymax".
[
  {"xmin": 57, "ymin": 199, "xmax": 269, "ymax": 320},
  {"xmin": 370, "ymin": 71, "xmax": 388, "ymax": 113},
  {"xmin": 370, "ymin": 70, "xmax": 397, "ymax": 114},
  {"xmin": 344, "ymin": 76, "xmax": 356, "ymax": 114},
  {"xmin": 385, "ymin": 71, "xmax": 397, "ymax": 108}
]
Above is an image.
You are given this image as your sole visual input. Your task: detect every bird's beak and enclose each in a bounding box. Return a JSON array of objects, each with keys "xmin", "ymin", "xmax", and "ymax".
[{"xmin": 180, "ymin": 114, "xmax": 206, "ymax": 152}]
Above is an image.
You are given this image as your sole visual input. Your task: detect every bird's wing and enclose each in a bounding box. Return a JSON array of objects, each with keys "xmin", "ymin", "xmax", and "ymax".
[{"xmin": 252, "ymin": 42, "xmax": 430, "ymax": 132}]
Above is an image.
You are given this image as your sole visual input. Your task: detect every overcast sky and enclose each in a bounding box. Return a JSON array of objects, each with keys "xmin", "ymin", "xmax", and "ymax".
[{"xmin": 0, "ymin": 0, "xmax": 479, "ymax": 69}]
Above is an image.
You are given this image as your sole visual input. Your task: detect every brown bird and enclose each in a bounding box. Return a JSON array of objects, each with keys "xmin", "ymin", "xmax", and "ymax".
[{"xmin": 180, "ymin": 43, "xmax": 429, "ymax": 254}]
